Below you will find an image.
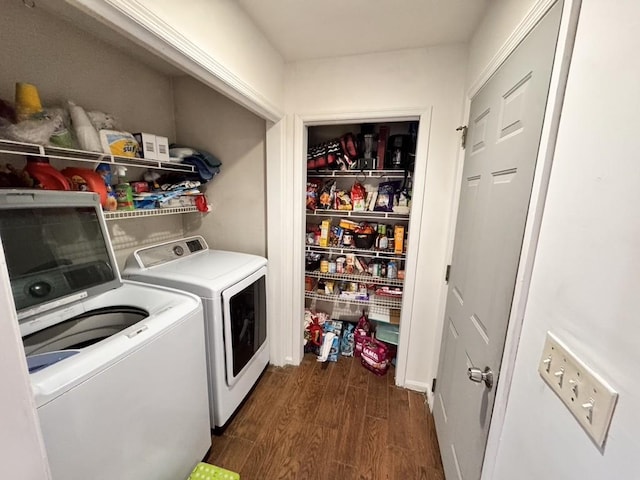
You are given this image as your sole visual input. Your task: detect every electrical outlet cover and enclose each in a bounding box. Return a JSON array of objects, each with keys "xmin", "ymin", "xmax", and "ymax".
[{"xmin": 538, "ymin": 331, "xmax": 618, "ymax": 448}]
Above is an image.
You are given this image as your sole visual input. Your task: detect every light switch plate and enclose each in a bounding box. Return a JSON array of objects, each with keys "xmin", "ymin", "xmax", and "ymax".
[{"xmin": 538, "ymin": 331, "xmax": 618, "ymax": 448}]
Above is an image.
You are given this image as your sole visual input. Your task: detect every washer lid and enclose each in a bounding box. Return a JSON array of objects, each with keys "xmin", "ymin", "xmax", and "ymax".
[{"xmin": 0, "ymin": 190, "xmax": 121, "ymax": 322}]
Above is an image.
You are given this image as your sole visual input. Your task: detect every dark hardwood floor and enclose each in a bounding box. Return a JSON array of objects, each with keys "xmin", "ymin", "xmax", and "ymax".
[{"xmin": 205, "ymin": 354, "xmax": 445, "ymax": 479}]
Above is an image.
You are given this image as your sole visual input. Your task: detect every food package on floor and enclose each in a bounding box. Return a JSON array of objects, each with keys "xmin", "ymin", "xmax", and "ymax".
[
  {"xmin": 303, "ymin": 309, "xmax": 329, "ymax": 355},
  {"xmin": 360, "ymin": 337, "xmax": 392, "ymax": 376},
  {"xmin": 341, "ymin": 323, "xmax": 355, "ymax": 357},
  {"xmin": 354, "ymin": 311, "xmax": 371, "ymax": 358},
  {"xmin": 319, "ymin": 320, "xmax": 342, "ymax": 362}
]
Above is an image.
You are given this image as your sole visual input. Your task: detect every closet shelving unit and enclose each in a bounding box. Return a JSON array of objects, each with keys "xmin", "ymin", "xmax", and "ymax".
[
  {"xmin": 0, "ymin": 139, "xmax": 203, "ymax": 220},
  {"xmin": 304, "ymin": 122, "xmax": 417, "ymax": 349}
]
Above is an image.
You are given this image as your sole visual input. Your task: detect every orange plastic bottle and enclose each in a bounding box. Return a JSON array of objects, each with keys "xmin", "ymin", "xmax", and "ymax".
[
  {"xmin": 61, "ymin": 167, "xmax": 108, "ymax": 206},
  {"xmin": 24, "ymin": 158, "xmax": 71, "ymax": 191}
]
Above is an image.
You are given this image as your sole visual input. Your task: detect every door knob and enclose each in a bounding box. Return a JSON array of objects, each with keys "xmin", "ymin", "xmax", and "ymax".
[{"xmin": 467, "ymin": 366, "xmax": 493, "ymax": 389}]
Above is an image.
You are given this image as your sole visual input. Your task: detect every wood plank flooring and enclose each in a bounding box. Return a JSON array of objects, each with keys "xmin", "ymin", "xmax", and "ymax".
[{"xmin": 205, "ymin": 354, "xmax": 444, "ymax": 480}]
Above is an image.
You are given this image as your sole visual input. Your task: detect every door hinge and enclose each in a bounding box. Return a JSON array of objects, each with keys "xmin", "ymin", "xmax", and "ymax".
[
  {"xmin": 431, "ymin": 378, "xmax": 437, "ymax": 393},
  {"xmin": 445, "ymin": 264, "xmax": 451, "ymax": 283},
  {"xmin": 456, "ymin": 125, "xmax": 468, "ymax": 149}
]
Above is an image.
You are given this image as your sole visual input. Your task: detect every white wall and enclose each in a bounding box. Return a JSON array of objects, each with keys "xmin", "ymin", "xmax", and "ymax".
[
  {"xmin": 285, "ymin": 45, "xmax": 468, "ymax": 387},
  {"xmin": 466, "ymin": 0, "xmax": 538, "ymax": 91},
  {"xmin": 173, "ymin": 76, "xmax": 267, "ymax": 256},
  {"xmin": 129, "ymin": 0, "xmax": 285, "ymax": 116},
  {"xmin": 0, "ymin": 0, "xmax": 175, "ymax": 137},
  {"xmin": 490, "ymin": 1, "xmax": 640, "ymax": 478}
]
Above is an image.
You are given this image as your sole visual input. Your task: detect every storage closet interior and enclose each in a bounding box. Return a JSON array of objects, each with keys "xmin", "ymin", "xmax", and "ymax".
[
  {"xmin": 304, "ymin": 121, "xmax": 417, "ymax": 373},
  {"xmin": 0, "ymin": 1, "xmax": 267, "ymax": 267}
]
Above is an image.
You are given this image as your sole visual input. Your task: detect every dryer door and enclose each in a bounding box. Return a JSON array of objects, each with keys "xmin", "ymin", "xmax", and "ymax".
[{"xmin": 221, "ymin": 266, "xmax": 267, "ymax": 386}]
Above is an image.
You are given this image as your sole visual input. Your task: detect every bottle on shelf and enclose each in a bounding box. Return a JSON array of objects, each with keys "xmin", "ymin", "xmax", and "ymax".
[
  {"xmin": 387, "ymin": 260, "xmax": 398, "ymax": 279},
  {"xmin": 343, "ymin": 229, "xmax": 354, "ymax": 247},
  {"xmin": 320, "ymin": 258, "xmax": 329, "ymax": 273},
  {"xmin": 378, "ymin": 224, "xmax": 388, "ymax": 250}
]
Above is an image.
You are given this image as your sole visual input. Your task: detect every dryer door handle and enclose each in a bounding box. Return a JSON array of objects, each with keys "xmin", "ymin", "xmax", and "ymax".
[{"xmin": 127, "ymin": 324, "xmax": 149, "ymax": 338}]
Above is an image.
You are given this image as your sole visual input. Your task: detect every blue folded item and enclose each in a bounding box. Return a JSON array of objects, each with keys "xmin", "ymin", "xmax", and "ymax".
[
  {"xmin": 181, "ymin": 156, "xmax": 214, "ymax": 181},
  {"xmin": 170, "ymin": 144, "xmax": 222, "ymax": 183}
]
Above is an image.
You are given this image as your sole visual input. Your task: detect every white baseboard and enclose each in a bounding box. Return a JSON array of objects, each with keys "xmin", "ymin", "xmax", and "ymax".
[{"xmin": 403, "ymin": 379, "xmax": 430, "ymax": 393}]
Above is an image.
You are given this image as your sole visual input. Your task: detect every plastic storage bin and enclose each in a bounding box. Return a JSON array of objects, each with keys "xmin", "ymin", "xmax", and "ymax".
[{"xmin": 188, "ymin": 462, "xmax": 240, "ymax": 480}]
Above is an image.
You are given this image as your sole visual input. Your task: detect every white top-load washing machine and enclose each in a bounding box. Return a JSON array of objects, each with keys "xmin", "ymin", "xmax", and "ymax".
[
  {"xmin": 123, "ymin": 236, "xmax": 269, "ymax": 428},
  {"xmin": 0, "ymin": 190, "xmax": 211, "ymax": 480}
]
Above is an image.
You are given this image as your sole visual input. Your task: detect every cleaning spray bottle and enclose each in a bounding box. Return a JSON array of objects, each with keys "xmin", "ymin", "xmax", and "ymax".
[{"xmin": 114, "ymin": 166, "xmax": 134, "ymax": 210}]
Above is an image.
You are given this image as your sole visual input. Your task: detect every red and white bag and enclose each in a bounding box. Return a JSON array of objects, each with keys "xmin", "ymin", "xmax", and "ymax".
[
  {"xmin": 354, "ymin": 311, "xmax": 371, "ymax": 358},
  {"xmin": 360, "ymin": 338, "xmax": 392, "ymax": 376}
]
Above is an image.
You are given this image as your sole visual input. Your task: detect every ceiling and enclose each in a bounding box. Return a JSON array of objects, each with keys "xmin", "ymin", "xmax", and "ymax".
[{"xmin": 236, "ymin": 0, "xmax": 490, "ymax": 62}]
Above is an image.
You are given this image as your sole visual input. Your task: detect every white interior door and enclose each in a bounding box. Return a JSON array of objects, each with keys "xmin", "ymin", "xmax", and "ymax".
[{"xmin": 433, "ymin": 3, "xmax": 563, "ymax": 479}]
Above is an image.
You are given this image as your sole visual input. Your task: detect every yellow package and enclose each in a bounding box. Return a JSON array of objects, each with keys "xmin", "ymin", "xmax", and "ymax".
[
  {"xmin": 99, "ymin": 130, "xmax": 140, "ymax": 157},
  {"xmin": 394, "ymin": 225, "xmax": 405, "ymax": 254},
  {"xmin": 319, "ymin": 219, "xmax": 331, "ymax": 247}
]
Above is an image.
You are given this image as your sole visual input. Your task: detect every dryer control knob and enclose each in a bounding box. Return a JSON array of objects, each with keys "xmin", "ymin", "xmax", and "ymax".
[
  {"xmin": 173, "ymin": 245, "xmax": 184, "ymax": 256},
  {"xmin": 28, "ymin": 281, "xmax": 52, "ymax": 298}
]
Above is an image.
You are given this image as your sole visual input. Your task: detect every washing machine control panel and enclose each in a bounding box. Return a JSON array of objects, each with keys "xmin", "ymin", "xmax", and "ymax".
[{"xmin": 131, "ymin": 237, "xmax": 209, "ymax": 268}]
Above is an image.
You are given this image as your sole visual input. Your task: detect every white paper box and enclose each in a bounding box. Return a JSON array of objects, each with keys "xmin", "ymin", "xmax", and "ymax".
[
  {"xmin": 155, "ymin": 135, "xmax": 170, "ymax": 161},
  {"xmin": 132, "ymin": 132, "xmax": 157, "ymax": 160}
]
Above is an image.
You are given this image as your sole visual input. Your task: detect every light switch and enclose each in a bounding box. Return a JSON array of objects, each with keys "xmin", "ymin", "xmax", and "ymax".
[{"xmin": 538, "ymin": 331, "xmax": 618, "ymax": 448}]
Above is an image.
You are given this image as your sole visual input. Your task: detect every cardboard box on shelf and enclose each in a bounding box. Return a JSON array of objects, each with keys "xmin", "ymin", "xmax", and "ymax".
[
  {"xmin": 369, "ymin": 308, "xmax": 400, "ymax": 324},
  {"xmin": 132, "ymin": 132, "xmax": 157, "ymax": 160},
  {"xmin": 155, "ymin": 135, "xmax": 170, "ymax": 161},
  {"xmin": 319, "ymin": 219, "xmax": 331, "ymax": 247},
  {"xmin": 394, "ymin": 225, "xmax": 405, "ymax": 254}
]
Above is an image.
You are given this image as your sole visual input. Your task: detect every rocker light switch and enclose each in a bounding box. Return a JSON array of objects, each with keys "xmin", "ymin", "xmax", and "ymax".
[{"xmin": 538, "ymin": 331, "xmax": 618, "ymax": 448}]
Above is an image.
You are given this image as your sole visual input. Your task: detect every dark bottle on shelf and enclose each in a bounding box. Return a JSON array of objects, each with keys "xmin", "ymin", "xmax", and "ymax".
[{"xmin": 387, "ymin": 229, "xmax": 395, "ymax": 252}]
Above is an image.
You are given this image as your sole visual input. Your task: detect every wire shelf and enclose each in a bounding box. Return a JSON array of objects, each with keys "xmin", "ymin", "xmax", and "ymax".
[
  {"xmin": 308, "ymin": 209, "xmax": 410, "ymax": 220},
  {"xmin": 304, "ymin": 270, "xmax": 404, "ymax": 287},
  {"xmin": 104, "ymin": 206, "xmax": 200, "ymax": 220},
  {"xmin": 304, "ymin": 291, "xmax": 403, "ymax": 310},
  {"xmin": 307, "ymin": 169, "xmax": 410, "ymax": 179},
  {"xmin": 0, "ymin": 139, "xmax": 195, "ymax": 173},
  {"xmin": 306, "ymin": 244, "xmax": 406, "ymax": 260}
]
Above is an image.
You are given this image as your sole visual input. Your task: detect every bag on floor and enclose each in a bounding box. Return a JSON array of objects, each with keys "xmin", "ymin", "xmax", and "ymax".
[{"xmin": 360, "ymin": 337, "xmax": 392, "ymax": 376}]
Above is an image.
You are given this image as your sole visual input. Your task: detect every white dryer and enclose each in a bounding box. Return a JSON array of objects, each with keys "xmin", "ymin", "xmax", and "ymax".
[
  {"xmin": 123, "ymin": 236, "xmax": 269, "ymax": 429},
  {"xmin": 0, "ymin": 190, "xmax": 211, "ymax": 480}
]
